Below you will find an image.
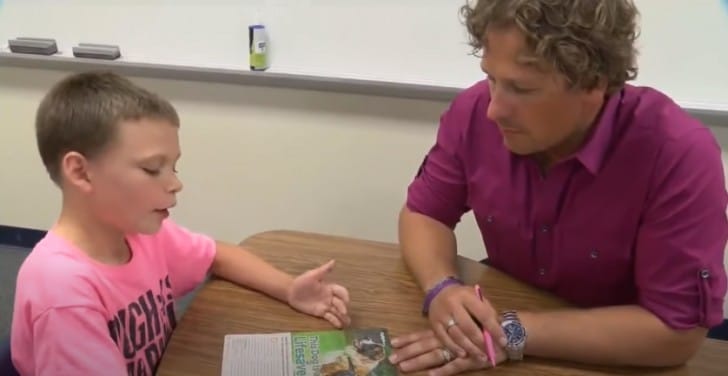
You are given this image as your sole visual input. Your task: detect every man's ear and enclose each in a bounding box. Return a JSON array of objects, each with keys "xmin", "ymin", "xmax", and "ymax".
[
  {"xmin": 591, "ymin": 76, "xmax": 609, "ymax": 97},
  {"xmin": 582, "ymin": 76, "xmax": 609, "ymax": 106},
  {"xmin": 60, "ymin": 151, "xmax": 93, "ymax": 193}
]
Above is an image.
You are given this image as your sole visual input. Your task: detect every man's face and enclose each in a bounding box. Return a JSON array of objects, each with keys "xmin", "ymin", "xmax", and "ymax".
[{"xmin": 482, "ymin": 26, "xmax": 606, "ymax": 161}]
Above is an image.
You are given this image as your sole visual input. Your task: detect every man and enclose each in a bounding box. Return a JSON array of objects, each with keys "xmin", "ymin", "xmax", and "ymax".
[{"xmin": 389, "ymin": 0, "xmax": 728, "ymax": 375}]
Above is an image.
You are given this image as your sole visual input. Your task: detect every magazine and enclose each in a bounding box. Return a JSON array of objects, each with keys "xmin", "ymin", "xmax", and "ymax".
[{"xmin": 221, "ymin": 327, "xmax": 398, "ymax": 376}]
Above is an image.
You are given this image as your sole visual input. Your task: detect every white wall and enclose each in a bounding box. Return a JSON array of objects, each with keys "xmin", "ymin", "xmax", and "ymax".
[
  {"xmin": 1, "ymin": 0, "xmax": 726, "ymax": 111},
  {"xmin": 0, "ymin": 66, "xmax": 484, "ymax": 251},
  {"xmin": 1, "ymin": 66, "xmax": 727, "ymax": 317}
]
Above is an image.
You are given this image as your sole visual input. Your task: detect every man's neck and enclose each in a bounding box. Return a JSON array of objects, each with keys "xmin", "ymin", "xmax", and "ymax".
[
  {"xmin": 53, "ymin": 201, "xmax": 131, "ymax": 265},
  {"xmin": 536, "ymin": 98, "xmax": 606, "ymax": 173},
  {"xmin": 535, "ymin": 126, "xmax": 591, "ymax": 173}
]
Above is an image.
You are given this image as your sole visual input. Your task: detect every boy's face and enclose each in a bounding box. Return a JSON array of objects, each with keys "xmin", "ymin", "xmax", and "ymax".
[{"xmin": 69, "ymin": 118, "xmax": 183, "ymax": 235}]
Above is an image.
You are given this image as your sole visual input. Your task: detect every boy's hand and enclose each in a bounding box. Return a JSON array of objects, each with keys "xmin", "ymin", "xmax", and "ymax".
[{"xmin": 287, "ymin": 260, "xmax": 351, "ymax": 328}]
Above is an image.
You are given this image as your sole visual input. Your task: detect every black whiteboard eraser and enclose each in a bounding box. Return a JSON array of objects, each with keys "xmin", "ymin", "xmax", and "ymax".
[
  {"xmin": 72, "ymin": 44, "xmax": 121, "ymax": 60},
  {"xmin": 8, "ymin": 38, "xmax": 58, "ymax": 55}
]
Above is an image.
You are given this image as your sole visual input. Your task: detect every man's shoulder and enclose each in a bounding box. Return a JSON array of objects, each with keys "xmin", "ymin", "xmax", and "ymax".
[
  {"xmin": 449, "ymin": 79, "xmax": 491, "ymax": 112},
  {"xmin": 619, "ymin": 85, "xmax": 711, "ymax": 145},
  {"xmin": 617, "ymin": 85, "xmax": 722, "ymax": 179},
  {"xmin": 437, "ymin": 80, "xmax": 493, "ymax": 138}
]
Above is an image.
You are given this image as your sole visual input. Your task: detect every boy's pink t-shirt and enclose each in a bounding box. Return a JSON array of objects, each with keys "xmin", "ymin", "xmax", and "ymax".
[{"xmin": 10, "ymin": 219, "xmax": 217, "ymax": 376}]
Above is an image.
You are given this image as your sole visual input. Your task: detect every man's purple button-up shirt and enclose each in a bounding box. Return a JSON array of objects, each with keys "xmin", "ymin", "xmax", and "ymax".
[{"xmin": 407, "ymin": 81, "xmax": 728, "ymax": 330}]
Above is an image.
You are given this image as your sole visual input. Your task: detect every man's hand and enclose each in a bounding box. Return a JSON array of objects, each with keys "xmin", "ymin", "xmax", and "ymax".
[
  {"xmin": 427, "ymin": 284, "xmax": 506, "ymax": 359},
  {"xmin": 389, "ymin": 329, "xmax": 507, "ymax": 375}
]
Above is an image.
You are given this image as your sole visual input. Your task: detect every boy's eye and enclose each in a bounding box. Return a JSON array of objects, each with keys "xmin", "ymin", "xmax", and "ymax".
[{"xmin": 142, "ymin": 167, "xmax": 160, "ymax": 176}]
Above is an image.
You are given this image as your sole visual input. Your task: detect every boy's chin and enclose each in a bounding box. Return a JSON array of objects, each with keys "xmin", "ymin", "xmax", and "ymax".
[{"xmin": 133, "ymin": 218, "xmax": 165, "ymax": 235}]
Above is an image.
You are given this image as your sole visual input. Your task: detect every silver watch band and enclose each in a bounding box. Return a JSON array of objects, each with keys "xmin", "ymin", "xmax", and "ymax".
[{"xmin": 501, "ymin": 310, "xmax": 526, "ymax": 361}]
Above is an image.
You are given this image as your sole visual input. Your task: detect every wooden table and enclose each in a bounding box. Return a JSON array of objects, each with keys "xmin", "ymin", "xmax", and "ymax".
[{"xmin": 157, "ymin": 230, "xmax": 728, "ymax": 376}]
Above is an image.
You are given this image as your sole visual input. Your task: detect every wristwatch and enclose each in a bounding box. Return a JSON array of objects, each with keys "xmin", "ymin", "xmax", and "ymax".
[{"xmin": 500, "ymin": 310, "xmax": 527, "ymax": 361}]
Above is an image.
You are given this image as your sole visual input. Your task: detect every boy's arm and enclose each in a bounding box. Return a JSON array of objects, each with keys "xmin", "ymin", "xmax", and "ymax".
[
  {"xmin": 30, "ymin": 307, "xmax": 127, "ymax": 376},
  {"xmin": 209, "ymin": 241, "xmax": 293, "ymax": 302},
  {"xmin": 208, "ymin": 241, "xmax": 351, "ymax": 328},
  {"xmin": 157, "ymin": 220, "xmax": 302, "ymax": 304}
]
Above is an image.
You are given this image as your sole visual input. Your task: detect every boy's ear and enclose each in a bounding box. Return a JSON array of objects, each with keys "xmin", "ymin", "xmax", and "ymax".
[{"xmin": 60, "ymin": 151, "xmax": 93, "ymax": 193}]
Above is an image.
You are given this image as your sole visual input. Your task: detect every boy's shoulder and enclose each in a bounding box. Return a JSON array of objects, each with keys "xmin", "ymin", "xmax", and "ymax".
[{"xmin": 15, "ymin": 233, "xmax": 106, "ymax": 313}]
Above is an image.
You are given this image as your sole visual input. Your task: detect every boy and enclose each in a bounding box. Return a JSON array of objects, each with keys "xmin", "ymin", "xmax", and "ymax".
[{"xmin": 10, "ymin": 71, "xmax": 351, "ymax": 375}]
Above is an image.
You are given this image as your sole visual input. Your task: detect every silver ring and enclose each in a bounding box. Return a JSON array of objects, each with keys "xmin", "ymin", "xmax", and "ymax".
[
  {"xmin": 440, "ymin": 348, "xmax": 453, "ymax": 363},
  {"xmin": 445, "ymin": 318, "xmax": 457, "ymax": 330}
]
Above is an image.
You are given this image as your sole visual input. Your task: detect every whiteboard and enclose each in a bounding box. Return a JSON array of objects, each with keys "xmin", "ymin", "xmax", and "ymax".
[{"xmin": 0, "ymin": 0, "xmax": 726, "ymax": 112}]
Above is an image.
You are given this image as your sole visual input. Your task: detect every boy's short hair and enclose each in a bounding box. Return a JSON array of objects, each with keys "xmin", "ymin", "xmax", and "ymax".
[{"xmin": 35, "ymin": 71, "xmax": 180, "ymax": 184}]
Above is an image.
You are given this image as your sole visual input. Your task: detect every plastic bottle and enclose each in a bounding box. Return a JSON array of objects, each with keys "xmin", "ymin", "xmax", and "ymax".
[{"xmin": 248, "ymin": 22, "xmax": 269, "ymax": 71}]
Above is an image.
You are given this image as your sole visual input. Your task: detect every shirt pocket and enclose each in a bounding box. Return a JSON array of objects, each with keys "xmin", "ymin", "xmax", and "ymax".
[
  {"xmin": 474, "ymin": 207, "xmax": 533, "ymax": 280},
  {"xmin": 554, "ymin": 224, "xmax": 635, "ymax": 306}
]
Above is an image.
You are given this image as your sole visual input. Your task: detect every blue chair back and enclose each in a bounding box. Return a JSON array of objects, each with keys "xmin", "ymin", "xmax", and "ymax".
[
  {"xmin": 1, "ymin": 335, "xmax": 20, "ymax": 376},
  {"xmin": 708, "ymin": 319, "xmax": 728, "ymax": 341}
]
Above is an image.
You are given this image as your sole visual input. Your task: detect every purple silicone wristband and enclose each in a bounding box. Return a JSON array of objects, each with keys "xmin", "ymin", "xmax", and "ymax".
[{"xmin": 422, "ymin": 276, "xmax": 464, "ymax": 316}]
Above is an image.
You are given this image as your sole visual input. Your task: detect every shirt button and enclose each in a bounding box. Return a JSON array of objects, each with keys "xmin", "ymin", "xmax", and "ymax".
[
  {"xmin": 540, "ymin": 225, "xmax": 550, "ymax": 233},
  {"xmin": 590, "ymin": 249, "xmax": 599, "ymax": 259},
  {"xmin": 538, "ymin": 268, "xmax": 546, "ymax": 276},
  {"xmin": 486, "ymin": 215, "xmax": 494, "ymax": 223},
  {"xmin": 700, "ymin": 269, "xmax": 711, "ymax": 279}
]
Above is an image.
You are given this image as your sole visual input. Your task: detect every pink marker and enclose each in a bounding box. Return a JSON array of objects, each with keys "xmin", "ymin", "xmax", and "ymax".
[{"xmin": 474, "ymin": 284, "xmax": 497, "ymax": 367}]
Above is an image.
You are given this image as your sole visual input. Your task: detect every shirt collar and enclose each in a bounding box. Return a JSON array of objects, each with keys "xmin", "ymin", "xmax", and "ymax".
[{"xmin": 574, "ymin": 88, "xmax": 623, "ymax": 175}]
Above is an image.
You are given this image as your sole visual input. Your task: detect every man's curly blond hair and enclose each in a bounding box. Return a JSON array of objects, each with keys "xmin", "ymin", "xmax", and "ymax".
[{"xmin": 461, "ymin": 0, "xmax": 640, "ymax": 94}]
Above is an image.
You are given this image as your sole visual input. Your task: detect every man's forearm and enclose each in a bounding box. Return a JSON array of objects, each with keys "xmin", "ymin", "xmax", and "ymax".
[
  {"xmin": 518, "ymin": 305, "xmax": 707, "ymax": 367},
  {"xmin": 398, "ymin": 205, "xmax": 459, "ymax": 291}
]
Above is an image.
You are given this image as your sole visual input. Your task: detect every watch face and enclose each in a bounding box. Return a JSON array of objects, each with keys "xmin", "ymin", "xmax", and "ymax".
[{"xmin": 503, "ymin": 321, "xmax": 526, "ymax": 346}]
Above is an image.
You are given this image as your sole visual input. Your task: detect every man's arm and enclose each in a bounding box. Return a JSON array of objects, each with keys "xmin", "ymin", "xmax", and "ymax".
[
  {"xmin": 399, "ymin": 206, "xmax": 459, "ymax": 291},
  {"xmin": 518, "ymin": 128, "xmax": 726, "ymax": 368},
  {"xmin": 519, "ymin": 306, "xmax": 707, "ymax": 367},
  {"xmin": 400, "ymin": 98, "xmax": 472, "ymax": 291},
  {"xmin": 400, "ymin": 97, "xmax": 510, "ymax": 357}
]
